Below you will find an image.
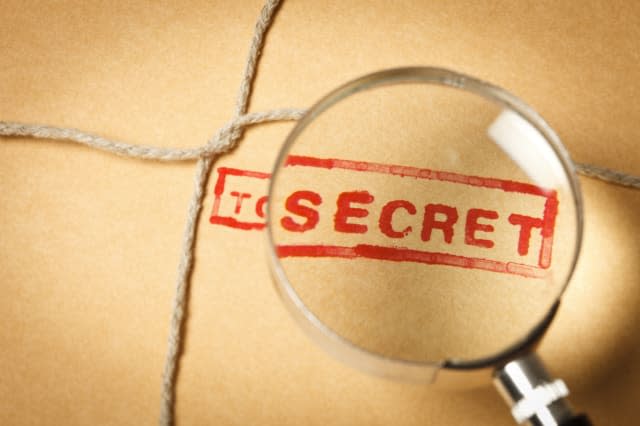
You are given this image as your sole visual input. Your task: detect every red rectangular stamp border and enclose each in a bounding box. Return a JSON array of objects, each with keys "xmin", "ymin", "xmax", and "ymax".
[
  {"xmin": 210, "ymin": 155, "xmax": 558, "ymax": 279},
  {"xmin": 209, "ymin": 167, "xmax": 270, "ymax": 231}
]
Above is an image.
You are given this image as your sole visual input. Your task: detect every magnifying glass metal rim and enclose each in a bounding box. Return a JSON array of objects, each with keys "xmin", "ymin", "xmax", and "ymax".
[{"xmin": 266, "ymin": 66, "xmax": 584, "ymax": 382}]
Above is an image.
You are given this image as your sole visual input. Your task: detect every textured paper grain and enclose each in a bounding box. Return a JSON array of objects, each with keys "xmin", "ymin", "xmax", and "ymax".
[{"xmin": 1, "ymin": 1, "xmax": 639, "ymax": 425}]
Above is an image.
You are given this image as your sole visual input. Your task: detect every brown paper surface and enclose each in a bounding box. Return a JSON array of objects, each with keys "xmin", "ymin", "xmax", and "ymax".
[{"xmin": 1, "ymin": 1, "xmax": 639, "ymax": 425}]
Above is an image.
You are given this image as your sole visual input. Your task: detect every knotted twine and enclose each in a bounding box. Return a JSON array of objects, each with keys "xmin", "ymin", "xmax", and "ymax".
[{"xmin": 1, "ymin": 0, "xmax": 639, "ymax": 425}]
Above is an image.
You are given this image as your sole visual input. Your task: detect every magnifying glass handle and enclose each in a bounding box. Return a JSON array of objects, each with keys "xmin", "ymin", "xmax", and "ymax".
[
  {"xmin": 493, "ymin": 353, "xmax": 592, "ymax": 425},
  {"xmin": 558, "ymin": 415, "xmax": 592, "ymax": 426}
]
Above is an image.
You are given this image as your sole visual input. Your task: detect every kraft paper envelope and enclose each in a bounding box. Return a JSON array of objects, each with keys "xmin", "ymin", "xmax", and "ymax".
[{"xmin": 1, "ymin": 1, "xmax": 639, "ymax": 425}]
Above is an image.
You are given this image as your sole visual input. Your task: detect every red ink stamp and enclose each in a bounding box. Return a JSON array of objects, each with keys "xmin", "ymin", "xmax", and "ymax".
[
  {"xmin": 209, "ymin": 167, "xmax": 270, "ymax": 230},
  {"xmin": 210, "ymin": 156, "xmax": 558, "ymax": 278}
]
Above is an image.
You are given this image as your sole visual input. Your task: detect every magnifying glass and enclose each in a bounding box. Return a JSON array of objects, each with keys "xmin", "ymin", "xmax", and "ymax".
[{"xmin": 266, "ymin": 67, "xmax": 591, "ymax": 425}]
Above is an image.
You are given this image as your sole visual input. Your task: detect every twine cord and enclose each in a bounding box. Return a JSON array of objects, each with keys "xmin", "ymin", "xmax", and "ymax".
[
  {"xmin": 0, "ymin": 0, "xmax": 639, "ymax": 425},
  {"xmin": 157, "ymin": 1, "xmax": 285, "ymax": 425},
  {"xmin": 576, "ymin": 162, "xmax": 640, "ymax": 189},
  {"xmin": 0, "ymin": 109, "xmax": 305, "ymax": 162}
]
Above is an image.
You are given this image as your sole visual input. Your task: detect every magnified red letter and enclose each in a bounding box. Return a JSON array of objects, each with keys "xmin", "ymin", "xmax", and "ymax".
[
  {"xmin": 421, "ymin": 204, "xmax": 458, "ymax": 244},
  {"xmin": 281, "ymin": 190, "xmax": 322, "ymax": 232},
  {"xmin": 508, "ymin": 214, "xmax": 543, "ymax": 256},
  {"xmin": 465, "ymin": 208, "xmax": 498, "ymax": 248},
  {"xmin": 379, "ymin": 200, "xmax": 416, "ymax": 238},
  {"xmin": 334, "ymin": 190, "xmax": 374, "ymax": 234}
]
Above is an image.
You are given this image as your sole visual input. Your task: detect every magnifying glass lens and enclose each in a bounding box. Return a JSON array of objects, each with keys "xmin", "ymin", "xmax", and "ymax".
[{"xmin": 268, "ymin": 69, "xmax": 579, "ymax": 368}]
